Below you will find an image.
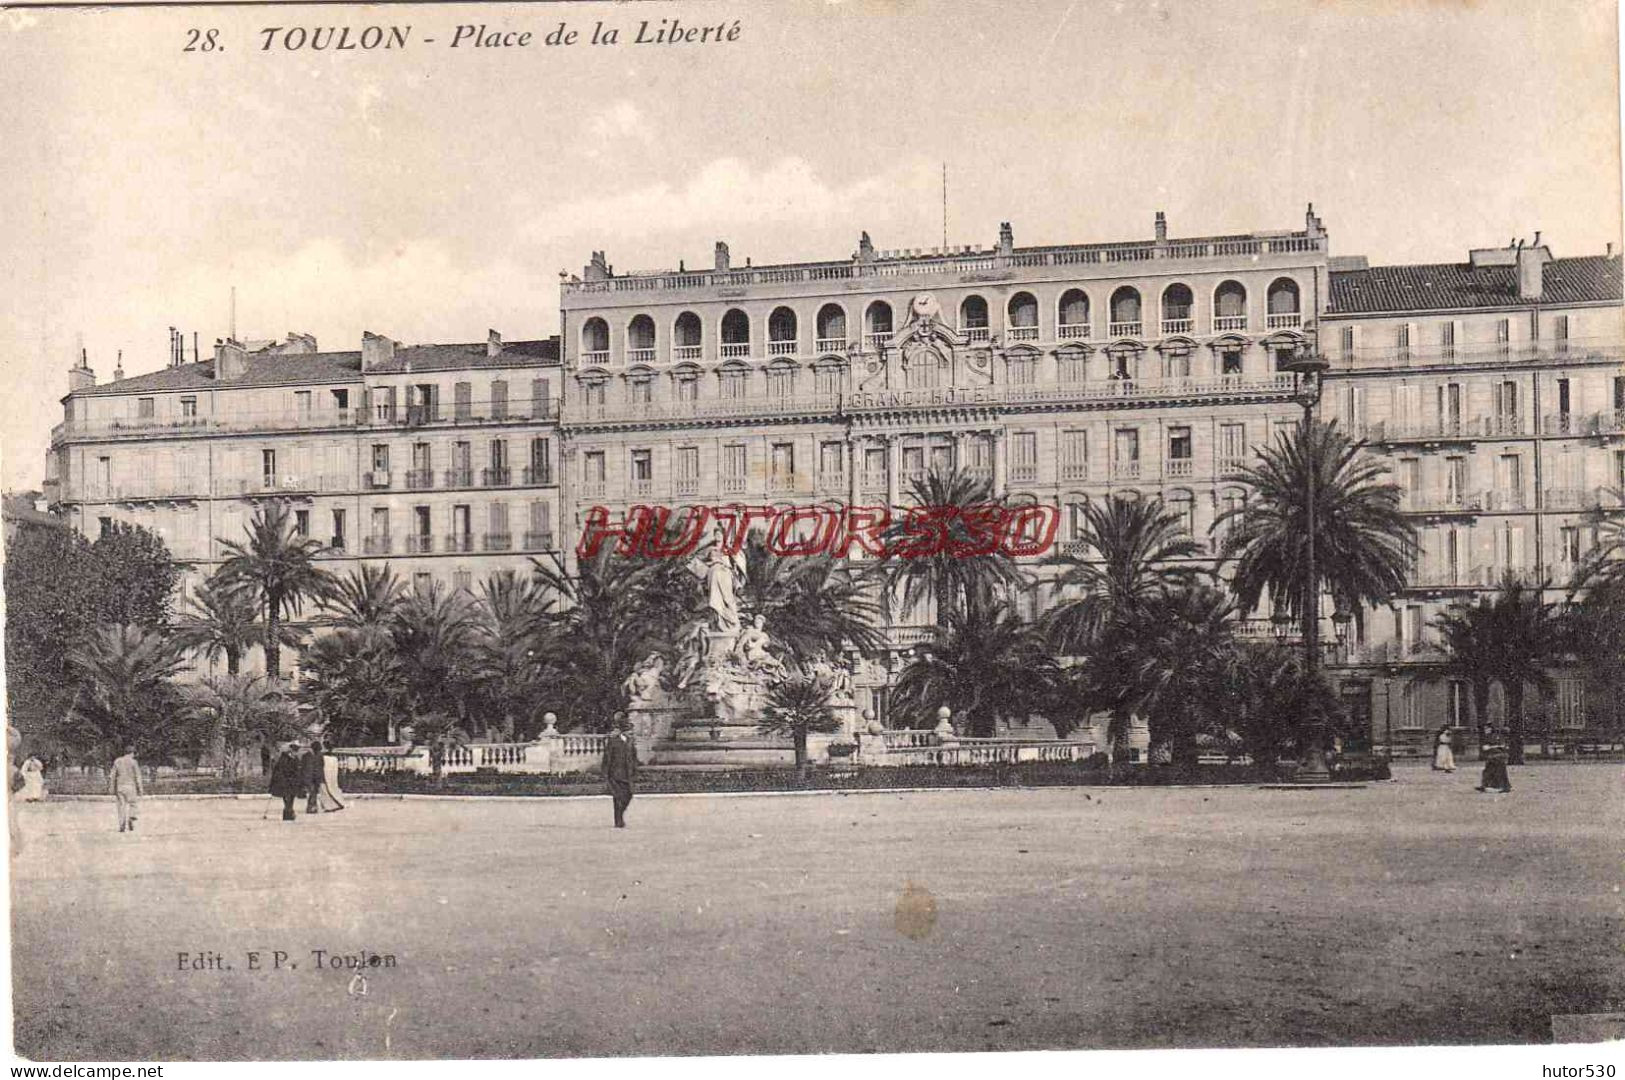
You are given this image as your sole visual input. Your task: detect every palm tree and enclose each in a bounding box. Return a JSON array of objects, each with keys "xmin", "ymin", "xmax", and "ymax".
[
  {"xmin": 409, "ymin": 711, "xmax": 470, "ymax": 787},
  {"xmin": 1114, "ymin": 585, "xmax": 1238, "ymax": 766},
  {"xmin": 878, "ymin": 465, "xmax": 1028, "ymax": 627},
  {"xmin": 1429, "ymin": 597, "xmax": 1500, "ymax": 736},
  {"xmin": 1484, "ymin": 575, "xmax": 1560, "ymax": 765},
  {"xmin": 1569, "ymin": 491, "xmax": 1625, "ymax": 594},
  {"xmin": 63, "ymin": 624, "xmax": 189, "ymax": 760},
  {"xmin": 297, "ymin": 629, "xmax": 404, "ymax": 746},
  {"xmin": 172, "ymin": 576, "xmax": 258, "ymax": 676},
  {"xmin": 759, "ymin": 673, "xmax": 842, "ymax": 774},
  {"xmin": 184, "ymin": 673, "xmax": 302, "ymax": 779},
  {"xmin": 391, "ymin": 581, "xmax": 479, "ymax": 728},
  {"xmin": 1565, "ymin": 577, "xmax": 1625, "ymax": 738},
  {"xmin": 1217, "ymin": 418, "xmax": 1415, "ymax": 641},
  {"xmin": 1042, "ymin": 493, "xmax": 1206, "ymax": 654},
  {"xmin": 471, "ymin": 570, "xmax": 553, "ymax": 739},
  {"xmin": 319, "ymin": 562, "xmax": 408, "ymax": 638},
  {"xmin": 892, "ymin": 602, "xmax": 1060, "ymax": 737},
  {"xmin": 215, "ymin": 504, "xmax": 336, "ymax": 681},
  {"xmin": 739, "ymin": 535, "xmax": 885, "ymax": 666},
  {"xmin": 529, "ymin": 546, "xmax": 702, "ymax": 730}
]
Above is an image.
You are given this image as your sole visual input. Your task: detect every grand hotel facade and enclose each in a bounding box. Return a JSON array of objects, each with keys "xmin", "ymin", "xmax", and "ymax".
[{"xmin": 45, "ymin": 206, "xmax": 1624, "ymax": 749}]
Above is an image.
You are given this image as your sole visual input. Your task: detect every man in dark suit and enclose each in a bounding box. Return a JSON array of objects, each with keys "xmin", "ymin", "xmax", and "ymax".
[
  {"xmin": 268, "ymin": 742, "xmax": 305, "ymax": 822},
  {"xmin": 602, "ymin": 713, "xmax": 638, "ymax": 828}
]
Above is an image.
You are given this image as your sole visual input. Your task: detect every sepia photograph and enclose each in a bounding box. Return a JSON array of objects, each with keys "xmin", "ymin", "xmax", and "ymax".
[{"xmin": 2, "ymin": 0, "xmax": 1622, "ymax": 1071}]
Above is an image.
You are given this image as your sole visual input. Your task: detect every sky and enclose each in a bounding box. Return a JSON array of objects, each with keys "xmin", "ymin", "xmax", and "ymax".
[{"xmin": 1, "ymin": 0, "xmax": 1620, "ymax": 491}]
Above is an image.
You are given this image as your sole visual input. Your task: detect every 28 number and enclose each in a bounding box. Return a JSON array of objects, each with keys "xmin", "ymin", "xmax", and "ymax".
[{"xmin": 183, "ymin": 29, "xmax": 221, "ymax": 52}]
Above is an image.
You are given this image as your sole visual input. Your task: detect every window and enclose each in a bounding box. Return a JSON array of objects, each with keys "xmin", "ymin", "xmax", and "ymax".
[
  {"xmin": 1397, "ymin": 680, "xmax": 1423, "ymax": 730},
  {"xmin": 1113, "ymin": 428, "xmax": 1140, "ymax": 477},
  {"xmin": 815, "ymin": 304, "xmax": 847, "ymax": 346},
  {"xmin": 819, "ymin": 441, "xmax": 844, "ymax": 478},
  {"xmin": 1439, "ymin": 382, "xmax": 1463, "ymax": 431},
  {"xmin": 372, "ymin": 386, "xmax": 397, "ymax": 423},
  {"xmin": 1007, "ymin": 292, "xmax": 1038, "ymax": 331},
  {"xmin": 294, "ymin": 510, "xmax": 309, "ymax": 537},
  {"xmin": 1445, "ymin": 457, "xmax": 1468, "ymax": 503},
  {"xmin": 414, "ymin": 571, "xmax": 433, "ymax": 592},
  {"xmin": 583, "ymin": 451, "xmax": 606, "ymax": 484},
  {"xmin": 331, "ymin": 509, "xmax": 347, "ymax": 548},
  {"xmin": 1061, "ymin": 430, "xmax": 1088, "ymax": 480},
  {"xmin": 814, "ymin": 365, "xmax": 842, "ymax": 397},
  {"xmin": 766, "ymin": 366, "xmax": 795, "ymax": 399},
  {"xmin": 1440, "ymin": 321, "xmax": 1455, "ymax": 361},
  {"xmin": 414, "ymin": 506, "xmax": 431, "ymax": 538},
  {"xmin": 452, "ymin": 505, "xmax": 472, "ymax": 543},
  {"xmin": 1168, "ymin": 426, "xmax": 1192, "ymax": 461},
  {"xmin": 1221, "ymin": 348, "xmax": 1243, "ymax": 376},
  {"xmin": 631, "ymin": 449, "xmax": 653, "ymax": 482},
  {"xmin": 629, "ymin": 377, "xmax": 653, "ymax": 405},
  {"xmin": 262, "ymin": 449, "xmax": 277, "ymax": 486},
  {"xmin": 1556, "ymin": 377, "xmax": 1571, "ymax": 418},
  {"xmin": 1163, "ymin": 346, "xmax": 1191, "ymax": 380},
  {"xmin": 98, "ymin": 516, "xmax": 111, "ymax": 538},
  {"xmin": 770, "ymin": 443, "xmax": 795, "ymax": 488},
  {"xmin": 451, "ymin": 441, "xmax": 472, "ymax": 479},
  {"xmin": 1495, "ymin": 380, "xmax": 1519, "ymax": 419},
  {"xmin": 1497, "ymin": 454, "xmax": 1523, "ymax": 502},
  {"xmin": 1615, "ymin": 450, "xmax": 1625, "ymax": 493},
  {"xmin": 490, "ymin": 439, "xmax": 508, "ymax": 471},
  {"xmin": 489, "ymin": 503, "xmax": 510, "ymax": 543},
  {"xmin": 531, "ymin": 378, "xmax": 552, "ymax": 419},
  {"xmin": 1108, "ymin": 287, "xmax": 1141, "ymax": 332},
  {"xmin": 1058, "ymin": 349, "xmax": 1087, "ymax": 383},
  {"xmin": 1395, "ymin": 323, "xmax": 1411, "ymax": 361},
  {"xmin": 1558, "ymin": 677, "xmax": 1586, "ymax": 729},
  {"xmin": 1560, "ymin": 526, "xmax": 1581, "ymax": 564},
  {"xmin": 720, "ymin": 369, "xmax": 748, "ymax": 400},
  {"xmin": 675, "ymin": 374, "xmax": 699, "ymax": 403},
  {"xmin": 1169, "ymin": 490, "xmax": 1195, "ymax": 536},
  {"xmin": 529, "ymin": 438, "xmax": 552, "ymax": 483},
  {"xmin": 528, "ymin": 501, "xmax": 552, "ymax": 547},
  {"xmin": 678, "ymin": 446, "xmax": 701, "ymax": 484},
  {"xmin": 723, "ymin": 444, "xmax": 747, "ymax": 482},
  {"xmin": 180, "ymin": 396, "xmax": 198, "ymax": 418},
  {"xmin": 1614, "ymin": 376, "xmax": 1625, "ymax": 413},
  {"xmin": 454, "ymin": 382, "xmax": 472, "ymax": 420},
  {"xmin": 370, "ymin": 507, "xmax": 390, "ymax": 537},
  {"xmin": 721, "ymin": 309, "xmax": 751, "ymax": 356},
  {"xmin": 906, "ymin": 353, "xmax": 943, "ymax": 389},
  {"xmin": 1399, "ymin": 458, "xmax": 1420, "ymax": 493},
  {"xmin": 1058, "ymin": 289, "xmax": 1089, "ymax": 331},
  {"xmin": 1339, "ymin": 326, "xmax": 1355, "ymax": 361},
  {"xmin": 1554, "ymin": 315, "xmax": 1570, "ymax": 353},
  {"xmin": 137, "ymin": 397, "xmax": 155, "ymax": 419},
  {"xmin": 1011, "ymin": 432, "xmax": 1038, "ymax": 482},
  {"xmin": 1008, "ymin": 355, "xmax": 1036, "ymax": 385},
  {"xmin": 452, "ymin": 570, "xmax": 472, "ymax": 592},
  {"xmin": 294, "ymin": 390, "xmax": 312, "ymax": 417},
  {"xmin": 490, "ymin": 380, "xmax": 509, "ymax": 420},
  {"xmin": 1495, "ymin": 318, "xmax": 1511, "ymax": 355},
  {"xmin": 1219, "ymin": 423, "xmax": 1245, "ymax": 468},
  {"xmin": 1448, "ymin": 682, "xmax": 1468, "ymax": 728}
]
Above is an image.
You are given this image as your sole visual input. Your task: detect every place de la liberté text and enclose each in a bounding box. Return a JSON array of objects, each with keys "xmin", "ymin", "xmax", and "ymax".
[{"xmin": 183, "ymin": 19, "xmax": 743, "ymax": 54}]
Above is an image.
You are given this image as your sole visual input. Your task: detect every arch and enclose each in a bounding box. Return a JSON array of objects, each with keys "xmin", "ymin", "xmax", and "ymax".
[
  {"xmin": 673, "ymin": 311, "xmax": 703, "ymax": 349},
  {"xmin": 1160, "ymin": 283, "xmax": 1194, "ymax": 328},
  {"xmin": 815, "ymin": 303, "xmax": 848, "ymax": 346},
  {"xmin": 626, "ymin": 314, "xmax": 656, "ymax": 350},
  {"xmin": 959, "ymin": 294, "xmax": 989, "ymax": 329},
  {"xmin": 1006, "ymin": 291, "xmax": 1038, "ymax": 328},
  {"xmin": 865, "ymin": 300, "xmax": 893, "ymax": 336},
  {"xmin": 721, "ymin": 308, "xmax": 751, "ymax": 344},
  {"xmin": 1213, "ymin": 280, "xmax": 1248, "ymax": 324},
  {"xmin": 581, "ymin": 317, "xmax": 609, "ymax": 355},
  {"xmin": 1166, "ymin": 487, "xmax": 1197, "ymax": 535},
  {"xmin": 1109, "ymin": 286, "xmax": 1142, "ymax": 333},
  {"xmin": 1267, "ymin": 277, "xmax": 1301, "ymax": 314},
  {"xmin": 767, "ymin": 306, "xmax": 798, "ymax": 345},
  {"xmin": 1058, "ymin": 288, "xmax": 1091, "ymax": 334}
]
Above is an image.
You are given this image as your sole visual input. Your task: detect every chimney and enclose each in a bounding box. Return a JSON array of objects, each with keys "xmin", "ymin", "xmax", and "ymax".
[
  {"xmin": 1154, "ymin": 211, "xmax": 1168, "ymax": 243},
  {"xmin": 582, "ymin": 251, "xmax": 610, "ymax": 283},
  {"xmin": 214, "ymin": 338, "xmax": 249, "ymax": 381},
  {"xmin": 361, "ymin": 331, "xmax": 397, "ymax": 372},
  {"xmin": 1305, "ymin": 202, "xmax": 1325, "ymax": 239},
  {"xmin": 997, "ymin": 221, "xmax": 1014, "ymax": 257},
  {"xmin": 856, "ymin": 231, "xmax": 876, "ymax": 263},
  {"xmin": 67, "ymin": 349, "xmax": 96, "ymax": 393},
  {"xmin": 714, "ymin": 241, "xmax": 731, "ymax": 272},
  {"xmin": 112, "ymin": 350, "xmax": 125, "ymax": 382},
  {"xmin": 487, "ymin": 329, "xmax": 504, "ymax": 358},
  {"xmin": 1516, "ymin": 238, "xmax": 1551, "ymax": 300}
]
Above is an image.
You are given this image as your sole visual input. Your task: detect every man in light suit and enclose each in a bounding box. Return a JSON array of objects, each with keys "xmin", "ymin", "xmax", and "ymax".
[
  {"xmin": 602, "ymin": 713, "xmax": 638, "ymax": 828},
  {"xmin": 110, "ymin": 744, "xmax": 143, "ymax": 833}
]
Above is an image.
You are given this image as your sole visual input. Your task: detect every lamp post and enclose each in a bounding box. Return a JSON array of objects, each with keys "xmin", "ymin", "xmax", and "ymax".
[{"xmin": 1282, "ymin": 340, "xmax": 1331, "ymax": 778}]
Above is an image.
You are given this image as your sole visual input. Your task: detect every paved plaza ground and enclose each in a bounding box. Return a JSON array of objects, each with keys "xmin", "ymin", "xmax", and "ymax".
[{"xmin": 10, "ymin": 765, "xmax": 1624, "ymax": 1059}]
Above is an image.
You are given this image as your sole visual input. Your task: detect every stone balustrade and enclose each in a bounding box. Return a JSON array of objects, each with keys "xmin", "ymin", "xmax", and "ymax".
[{"xmin": 333, "ymin": 732, "xmax": 611, "ymax": 777}]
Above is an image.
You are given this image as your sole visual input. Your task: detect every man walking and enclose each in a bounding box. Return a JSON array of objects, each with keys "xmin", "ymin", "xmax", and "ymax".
[
  {"xmin": 302, "ymin": 740, "xmax": 325, "ymax": 815},
  {"xmin": 268, "ymin": 741, "xmax": 304, "ymax": 822},
  {"xmin": 109, "ymin": 744, "xmax": 143, "ymax": 833},
  {"xmin": 602, "ymin": 713, "xmax": 638, "ymax": 828}
]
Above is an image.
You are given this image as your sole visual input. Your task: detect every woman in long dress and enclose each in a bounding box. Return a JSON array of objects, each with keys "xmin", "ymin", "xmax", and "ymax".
[
  {"xmin": 317, "ymin": 742, "xmax": 346, "ymax": 812},
  {"xmin": 1431, "ymin": 727, "xmax": 1456, "ymax": 772},
  {"xmin": 19, "ymin": 757, "xmax": 46, "ymax": 801}
]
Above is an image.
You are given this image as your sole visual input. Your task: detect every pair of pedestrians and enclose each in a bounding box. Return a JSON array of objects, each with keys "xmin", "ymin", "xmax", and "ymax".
[{"xmin": 268, "ymin": 740, "xmax": 345, "ymax": 821}]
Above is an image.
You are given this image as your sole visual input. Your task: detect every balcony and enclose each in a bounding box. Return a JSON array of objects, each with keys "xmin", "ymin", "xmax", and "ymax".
[
  {"xmin": 1543, "ymin": 411, "xmax": 1625, "ymax": 436},
  {"xmin": 631, "ymin": 477, "xmax": 655, "ymax": 498},
  {"xmin": 1161, "ymin": 318, "xmax": 1194, "ymax": 336},
  {"xmin": 405, "ymin": 469, "xmax": 435, "ymax": 490},
  {"xmin": 860, "ymin": 471, "xmax": 888, "ymax": 494},
  {"xmin": 962, "ymin": 326, "xmax": 991, "ymax": 343},
  {"xmin": 674, "ymin": 476, "xmax": 701, "ymax": 498},
  {"xmin": 626, "ymin": 348, "xmax": 656, "ymax": 365},
  {"xmin": 581, "ymin": 350, "xmax": 611, "ymax": 366},
  {"xmin": 1108, "ymin": 321, "xmax": 1142, "ymax": 338},
  {"xmin": 863, "ymin": 332, "xmax": 891, "ymax": 352},
  {"xmin": 364, "ymin": 471, "xmax": 392, "ymax": 490},
  {"xmin": 1057, "ymin": 323, "xmax": 1090, "ymax": 341},
  {"xmin": 1111, "ymin": 461, "xmax": 1143, "ymax": 481},
  {"xmin": 1009, "ymin": 463, "xmax": 1038, "ymax": 483},
  {"xmin": 720, "ymin": 475, "xmax": 748, "ymax": 496},
  {"xmin": 444, "ymin": 534, "xmax": 475, "ymax": 554},
  {"xmin": 1217, "ymin": 456, "xmax": 1250, "ymax": 478},
  {"xmin": 481, "ymin": 467, "xmax": 513, "ymax": 487},
  {"xmin": 522, "ymin": 531, "xmax": 555, "ymax": 551},
  {"xmin": 363, "ymin": 535, "xmax": 393, "ymax": 555},
  {"xmin": 1007, "ymin": 326, "xmax": 1040, "ymax": 343},
  {"xmin": 816, "ymin": 470, "xmax": 846, "ymax": 493},
  {"xmin": 1543, "ymin": 486, "xmax": 1611, "ymax": 511},
  {"xmin": 1266, "ymin": 312, "xmax": 1302, "ymax": 330},
  {"xmin": 1368, "ymin": 415, "xmax": 1525, "ymax": 443},
  {"xmin": 93, "ymin": 478, "xmax": 206, "ymax": 502},
  {"xmin": 1399, "ymin": 490, "xmax": 1485, "ymax": 514},
  {"xmin": 1060, "ymin": 462, "xmax": 1089, "ymax": 481},
  {"xmin": 483, "ymin": 532, "xmax": 513, "ymax": 552},
  {"xmin": 767, "ymin": 340, "xmax": 798, "ymax": 357},
  {"xmin": 673, "ymin": 344, "xmax": 703, "ymax": 362},
  {"xmin": 405, "ymin": 535, "xmax": 434, "ymax": 554},
  {"xmin": 767, "ymin": 473, "xmax": 800, "ymax": 494},
  {"xmin": 581, "ymin": 480, "xmax": 607, "ymax": 500},
  {"xmin": 1164, "ymin": 458, "xmax": 1194, "ymax": 478},
  {"xmin": 444, "ymin": 468, "xmax": 474, "ymax": 489},
  {"xmin": 1212, "ymin": 315, "xmax": 1248, "ymax": 332},
  {"xmin": 719, "ymin": 342, "xmax": 751, "ymax": 360},
  {"xmin": 521, "ymin": 466, "xmax": 554, "ymax": 486},
  {"xmin": 814, "ymin": 337, "xmax": 848, "ymax": 355},
  {"xmin": 325, "ymin": 537, "xmax": 348, "ymax": 557},
  {"xmin": 1481, "ymin": 490, "xmax": 1529, "ymax": 511}
]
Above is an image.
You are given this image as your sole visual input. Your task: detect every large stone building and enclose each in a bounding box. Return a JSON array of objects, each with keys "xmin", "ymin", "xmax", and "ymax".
[
  {"xmin": 43, "ymin": 205, "xmax": 1623, "ymax": 747},
  {"xmin": 45, "ymin": 330, "xmax": 564, "ymax": 675}
]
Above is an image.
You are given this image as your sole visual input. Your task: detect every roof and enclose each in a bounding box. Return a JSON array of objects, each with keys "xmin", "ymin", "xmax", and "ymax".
[
  {"xmin": 1328, "ymin": 254, "xmax": 1622, "ymax": 315},
  {"xmin": 2, "ymin": 494, "xmax": 66, "ymax": 530},
  {"xmin": 73, "ymin": 338, "xmax": 560, "ymax": 398}
]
